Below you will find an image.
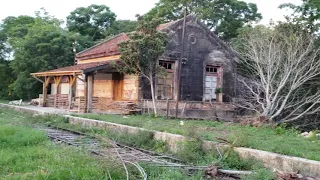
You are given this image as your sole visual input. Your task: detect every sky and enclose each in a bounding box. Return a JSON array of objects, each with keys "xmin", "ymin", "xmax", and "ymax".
[{"xmin": 0, "ymin": 0, "xmax": 302, "ymax": 24}]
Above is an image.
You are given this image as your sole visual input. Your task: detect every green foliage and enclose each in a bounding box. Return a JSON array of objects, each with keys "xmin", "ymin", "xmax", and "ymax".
[
  {"xmin": 141, "ymin": 165, "xmax": 203, "ymax": 180},
  {"xmin": 144, "ymin": 0, "xmax": 262, "ymax": 41},
  {"xmin": 242, "ymin": 168, "xmax": 276, "ymax": 180},
  {"xmin": 76, "ymin": 113, "xmax": 320, "ymax": 161},
  {"xmin": 106, "ymin": 20, "xmax": 138, "ymax": 36},
  {"xmin": 215, "ymin": 88, "xmax": 222, "ymax": 94},
  {"xmin": 117, "ymin": 17, "xmax": 167, "ymax": 115},
  {"xmin": 0, "ymin": 109, "xmax": 277, "ymax": 178},
  {"xmin": 176, "ymin": 140, "xmax": 206, "ymax": 164},
  {"xmin": 0, "ymin": 61, "xmax": 14, "ymax": 99},
  {"xmin": 117, "ymin": 17, "xmax": 167, "ymax": 78},
  {"xmin": 0, "ymin": 125, "xmax": 47, "ymax": 148},
  {"xmin": 67, "ymin": 4, "xmax": 116, "ymax": 41},
  {"xmin": 6, "ymin": 15, "xmax": 73, "ymax": 99},
  {"xmin": 221, "ymin": 150, "xmax": 262, "ymax": 170},
  {"xmin": 280, "ymin": 0, "xmax": 320, "ymax": 33},
  {"xmin": 0, "ymin": 125, "xmax": 125, "ymax": 179}
]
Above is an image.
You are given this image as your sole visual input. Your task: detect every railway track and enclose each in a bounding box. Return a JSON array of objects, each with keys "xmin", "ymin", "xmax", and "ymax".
[
  {"xmin": 40, "ymin": 126, "xmax": 244, "ymax": 179},
  {"xmin": 41, "ymin": 126, "xmax": 183, "ymax": 166}
]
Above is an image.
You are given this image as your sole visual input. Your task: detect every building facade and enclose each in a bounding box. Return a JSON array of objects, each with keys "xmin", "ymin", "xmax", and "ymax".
[{"xmin": 31, "ymin": 15, "xmax": 239, "ymax": 114}]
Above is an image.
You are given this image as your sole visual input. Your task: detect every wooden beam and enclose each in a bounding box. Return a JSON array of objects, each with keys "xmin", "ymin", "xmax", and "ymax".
[
  {"xmin": 32, "ymin": 76, "xmax": 44, "ymax": 83},
  {"xmin": 31, "ymin": 71, "xmax": 82, "ymax": 77},
  {"xmin": 77, "ymin": 76, "xmax": 85, "ymax": 82},
  {"xmin": 44, "ymin": 76, "xmax": 51, "ymax": 88},
  {"xmin": 53, "ymin": 76, "xmax": 62, "ymax": 95},
  {"xmin": 69, "ymin": 75, "xmax": 77, "ymax": 86}
]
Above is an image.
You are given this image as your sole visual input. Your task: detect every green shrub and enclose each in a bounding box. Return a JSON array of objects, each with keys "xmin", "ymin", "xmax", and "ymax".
[
  {"xmin": 242, "ymin": 168, "xmax": 276, "ymax": 180},
  {"xmin": 0, "ymin": 125, "xmax": 47, "ymax": 148}
]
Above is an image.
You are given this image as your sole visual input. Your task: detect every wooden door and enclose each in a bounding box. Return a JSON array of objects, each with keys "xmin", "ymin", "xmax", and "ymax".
[
  {"xmin": 205, "ymin": 75, "xmax": 217, "ymax": 101},
  {"xmin": 113, "ymin": 73, "xmax": 123, "ymax": 100}
]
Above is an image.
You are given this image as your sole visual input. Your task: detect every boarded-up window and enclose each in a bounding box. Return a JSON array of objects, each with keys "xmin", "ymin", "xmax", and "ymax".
[
  {"xmin": 51, "ymin": 84, "xmax": 57, "ymax": 95},
  {"xmin": 60, "ymin": 83, "xmax": 70, "ymax": 94},
  {"xmin": 157, "ymin": 61, "xmax": 174, "ymax": 100}
]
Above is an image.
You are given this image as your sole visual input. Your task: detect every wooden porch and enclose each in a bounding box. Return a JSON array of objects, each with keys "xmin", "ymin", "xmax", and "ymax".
[{"xmin": 31, "ymin": 61, "xmax": 139, "ymax": 114}]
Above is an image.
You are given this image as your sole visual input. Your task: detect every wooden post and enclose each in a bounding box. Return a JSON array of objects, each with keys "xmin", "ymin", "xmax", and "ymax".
[
  {"xmin": 53, "ymin": 76, "xmax": 62, "ymax": 108},
  {"xmin": 166, "ymin": 98, "xmax": 170, "ymax": 119},
  {"xmin": 68, "ymin": 75, "xmax": 77, "ymax": 110},
  {"xmin": 87, "ymin": 75, "xmax": 93, "ymax": 112},
  {"xmin": 42, "ymin": 84, "xmax": 47, "ymax": 107},
  {"xmin": 84, "ymin": 78, "xmax": 88, "ymax": 113},
  {"xmin": 174, "ymin": 8, "xmax": 187, "ymax": 118},
  {"xmin": 42, "ymin": 76, "xmax": 51, "ymax": 107}
]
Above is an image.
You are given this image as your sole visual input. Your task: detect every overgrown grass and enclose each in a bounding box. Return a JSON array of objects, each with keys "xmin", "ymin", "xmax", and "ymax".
[
  {"xmin": 0, "ymin": 108, "xmax": 205, "ymax": 179},
  {"xmin": 0, "ymin": 100, "xmax": 9, "ymax": 104},
  {"xmin": 0, "ymin": 125, "xmax": 126, "ymax": 179},
  {"xmin": 75, "ymin": 113, "xmax": 320, "ymax": 161},
  {"xmin": 37, "ymin": 119, "xmax": 274, "ymax": 178}
]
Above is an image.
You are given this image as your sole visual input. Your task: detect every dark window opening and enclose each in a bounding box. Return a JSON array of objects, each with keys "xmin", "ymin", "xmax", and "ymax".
[
  {"xmin": 206, "ymin": 66, "xmax": 219, "ymax": 73},
  {"xmin": 159, "ymin": 61, "xmax": 174, "ymax": 70}
]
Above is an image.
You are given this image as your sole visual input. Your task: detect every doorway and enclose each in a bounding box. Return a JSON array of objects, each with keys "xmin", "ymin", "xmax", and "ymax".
[
  {"xmin": 205, "ymin": 75, "xmax": 217, "ymax": 101},
  {"xmin": 113, "ymin": 73, "xmax": 124, "ymax": 100},
  {"xmin": 204, "ymin": 65, "xmax": 220, "ymax": 101}
]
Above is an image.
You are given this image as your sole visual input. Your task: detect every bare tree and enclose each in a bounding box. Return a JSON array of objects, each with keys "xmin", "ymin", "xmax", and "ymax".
[{"xmin": 235, "ymin": 26, "xmax": 320, "ymax": 123}]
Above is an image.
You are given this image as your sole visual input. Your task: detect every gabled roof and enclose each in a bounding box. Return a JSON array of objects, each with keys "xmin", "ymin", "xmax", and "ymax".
[
  {"xmin": 31, "ymin": 60, "xmax": 119, "ymax": 77},
  {"xmin": 76, "ymin": 33, "xmax": 129, "ymax": 60},
  {"xmin": 159, "ymin": 15, "xmax": 240, "ymax": 61},
  {"xmin": 75, "ymin": 21, "xmax": 179, "ymax": 61}
]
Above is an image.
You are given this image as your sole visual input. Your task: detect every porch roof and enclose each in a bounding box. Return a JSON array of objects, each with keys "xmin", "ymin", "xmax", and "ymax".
[{"xmin": 31, "ymin": 60, "xmax": 120, "ymax": 77}]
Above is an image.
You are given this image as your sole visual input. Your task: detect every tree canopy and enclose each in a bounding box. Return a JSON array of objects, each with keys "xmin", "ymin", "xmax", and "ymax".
[
  {"xmin": 280, "ymin": 0, "xmax": 320, "ymax": 33},
  {"xmin": 144, "ymin": 0, "xmax": 262, "ymax": 41},
  {"xmin": 105, "ymin": 20, "xmax": 138, "ymax": 36},
  {"xmin": 67, "ymin": 4, "xmax": 116, "ymax": 41},
  {"xmin": 0, "ymin": 12, "xmax": 73, "ymax": 99}
]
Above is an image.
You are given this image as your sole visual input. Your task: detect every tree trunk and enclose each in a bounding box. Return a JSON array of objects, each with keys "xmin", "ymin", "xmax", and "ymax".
[{"xmin": 149, "ymin": 74, "xmax": 157, "ymax": 117}]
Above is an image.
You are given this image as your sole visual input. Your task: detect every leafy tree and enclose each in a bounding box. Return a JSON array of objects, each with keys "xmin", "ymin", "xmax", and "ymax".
[
  {"xmin": 105, "ymin": 20, "xmax": 138, "ymax": 36},
  {"xmin": 9, "ymin": 16, "xmax": 73, "ymax": 99},
  {"xmin": 0, "ymin": 60, "xmax": 14, "ymax": 99},
  {"xmin": 116, "ymin": 17, "xmax": 167, "ymax": 116},
  {"xmin": 0, "ymin": 15, "xmax": 36, "ymax": 99},
  {"xmin": 144, "ymin": 0, "xmax": 262, "ymax": 41},
  {"xmin": 67, "ymin": 4, "xmax": 116, "ymax": 41},
  {"xmin": 280, "ymin": 0, "xmax": 320, "ymax": 33}
]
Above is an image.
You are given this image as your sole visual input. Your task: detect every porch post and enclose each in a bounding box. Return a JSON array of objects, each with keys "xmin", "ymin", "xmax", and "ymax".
[
  {"xmin": 42, "ymin": 76, "xmax": 51, "ymax": 107},
  {"xmin": 87, "ymin": 74, "xmax": 93, "ymax": 112},
  {"xmin": 68, "ymin": 75, "xmax": 77, "ymax": 109},
  {"xmin": 53, "ymin": 76, "xmax": 62, "ymax": 108},
  {"xmin": 53, "ymin": 76, "xmax": 62, "ymax": 94}
]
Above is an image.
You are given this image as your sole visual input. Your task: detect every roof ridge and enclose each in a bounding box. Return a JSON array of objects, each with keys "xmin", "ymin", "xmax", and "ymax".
[{"xmin": 76, "ymin": 33, "xmax": 127, "ymax": 56}]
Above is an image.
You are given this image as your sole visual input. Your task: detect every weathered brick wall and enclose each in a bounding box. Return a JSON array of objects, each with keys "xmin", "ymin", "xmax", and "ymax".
[{"xmin": 141, "ymin": 16, "xmax": 238, "ymax": 102}]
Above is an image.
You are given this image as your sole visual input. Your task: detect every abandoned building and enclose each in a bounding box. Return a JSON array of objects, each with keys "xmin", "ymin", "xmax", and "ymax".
[{"xmin": 31, "ymin": 15, "xmax": 238, "ymax": 118}]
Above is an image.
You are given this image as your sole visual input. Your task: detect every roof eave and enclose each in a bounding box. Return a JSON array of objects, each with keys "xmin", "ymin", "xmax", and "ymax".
[{"xmin": 30, "ymin": 70, "xmax": 83, "ymax": 77}]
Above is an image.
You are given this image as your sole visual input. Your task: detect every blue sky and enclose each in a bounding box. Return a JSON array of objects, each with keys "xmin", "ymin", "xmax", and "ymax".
[{"xmin": 0, "ymin": 0, "xmax": 301, "ymax": 24}]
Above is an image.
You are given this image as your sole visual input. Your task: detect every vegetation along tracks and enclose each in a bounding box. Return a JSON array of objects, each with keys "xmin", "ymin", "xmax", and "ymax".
[{"xmin": 40, "ymin": 125, "xmax": 254, "ymax": 179}]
